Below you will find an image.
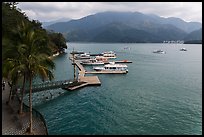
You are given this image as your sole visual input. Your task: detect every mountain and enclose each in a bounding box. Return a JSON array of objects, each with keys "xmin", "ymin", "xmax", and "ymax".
[
  {"xmin": 42, "ymin": 17, "xmax": 71, "ymax": 28},
  {"xmin": 146, "ymin": 14, "xmax": 201, "ymax": 33},
  {"xmin": 46, "ymin": 11, "xmax": 202, "ymax": 43},
  {"xmin": 184, "ymin": 28, "xmax": 202, "ymax": 41},
  {"xmin": 184, "ymin": 28, "xmax": 202, "ymax": 44}
]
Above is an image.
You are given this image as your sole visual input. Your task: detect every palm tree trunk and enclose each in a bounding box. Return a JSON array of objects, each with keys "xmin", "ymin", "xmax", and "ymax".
[
  {"xmin": 19, "ymin": 74, "xmax": 26, "ymax": 115},
  {"xmin": 29, "ymin": 76, "xmax": 33, "ymax": 134},
  {"xmin": 6, "ymin": 86, "xmax": 13, "ymax": 105}
]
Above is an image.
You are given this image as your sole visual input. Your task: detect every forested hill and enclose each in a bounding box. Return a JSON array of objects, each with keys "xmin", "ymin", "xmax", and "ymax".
[
  {"xmin": 2, "ymin": 2, "xmax": 67, "ymax": 57},
  {"xmin": 46, "ymin": 11, "xmax": 202, "ymax": 43}
]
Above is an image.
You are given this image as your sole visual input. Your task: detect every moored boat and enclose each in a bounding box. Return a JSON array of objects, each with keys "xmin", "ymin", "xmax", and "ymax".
[
  {"xmin": 75, "ymin": 53, "xmax": 91, "ymax": 59},
  {"xmin": 81, "ymin": 58, "xmax": 104, "ymax": 65},
  {"xmin": 93, "ymin": 62, "xmax": 128, "ymax": 73}
]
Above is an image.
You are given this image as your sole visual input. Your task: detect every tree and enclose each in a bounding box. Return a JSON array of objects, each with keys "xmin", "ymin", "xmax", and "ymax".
[
  {"xmin": 2, "ymin": 26, "xmax": 28, "ymax": 106},
  {"xmin": 47, "ymin": 31, "xmax": 67, "ymax": 54},
  {"xmin": 2, "ymin": 3, "xmax": 58, "ymax": 134},
  {"xmin": 16, "ymin": 21, "xmax": 55, "ymax": 134}
]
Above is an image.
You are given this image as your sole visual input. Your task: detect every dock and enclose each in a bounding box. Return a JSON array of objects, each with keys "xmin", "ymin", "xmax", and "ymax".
[
  {"xmin": 66, "ymin": 76, "xmax": 101, "ymax": 91},
  {"xmin": 65, "ymin": 52, "xmax": 132, "ymax": 91},
  {"xmin": 114, "ymin": 60, "xmax": 132, "ymax": 63},
  {"xmin": 63, "ymin": 60, "xmax": 101, "ymax": 91}
]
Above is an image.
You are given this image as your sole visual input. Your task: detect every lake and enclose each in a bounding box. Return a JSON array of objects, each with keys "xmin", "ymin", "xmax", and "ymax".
[{"xmin": 32, "ymin": 43, "xmax": 202, "ymax": 135}]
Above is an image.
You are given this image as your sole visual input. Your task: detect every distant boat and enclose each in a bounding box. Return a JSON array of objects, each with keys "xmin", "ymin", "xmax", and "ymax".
[
  {"xmin": 93, "ymin": 62, "xmax": 128, "ymax": 73},
  {"xmin": 102, "ymin": 51, "xmax": 117, "ymax": 58},
  {"xmin": 153, "ymin": 49, "xmax": 166, "ymax": 54},
  {"xmin": 180, "ymin": 48, "xmax": 187, "ymax": 51},
  {"xmin": 124, "ymin": 46, "xmax": 131, "ymax": 50}
]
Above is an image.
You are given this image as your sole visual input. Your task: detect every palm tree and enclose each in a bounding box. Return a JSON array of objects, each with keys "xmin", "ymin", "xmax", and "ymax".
[
  {"xmin": 3, "ymin": 20, "xmax": 55, "ymax": 134},
  {"xmin": 2, "ymin": 38, "xmax": 27, "ymax": 106},
  {"xmin": 16, "ymin": 21, "xmax": 55, "ymax": 134},
  {"xmin": 3, "ymin": 23, "xmax": 29, "ymax": 114}
]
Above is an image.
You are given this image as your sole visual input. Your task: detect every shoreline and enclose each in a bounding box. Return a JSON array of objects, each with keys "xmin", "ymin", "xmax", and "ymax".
[{"xmin": 2, "ymin": 79, "xmax": 48, "ymax": 135}]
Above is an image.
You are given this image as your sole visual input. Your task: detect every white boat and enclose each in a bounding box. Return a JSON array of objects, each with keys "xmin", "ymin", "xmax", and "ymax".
[
  {"xmin": 81, "ymin": 58, "xmax": 104, "ymax": 65},
  {"xmin": 75, "ymin": 53, "xmax": 91, "ymax": 59},
  {"xmin": 93, "ymin": 62, "xmax": 128, "ymax": 72},
  {"xmin": 180, "ymin": 48, "xmax": 187, "ymax": 51},
  {"xmin": 153, "ymin": 49, "xmax": 166, "ymax": 54},
  {"xmin": 102, "ymin": 51, "xmax": 117, "ymax": 58},
  {"xmin": 95, "ymin": 56, "xmax": 109, "ymax": 62}
]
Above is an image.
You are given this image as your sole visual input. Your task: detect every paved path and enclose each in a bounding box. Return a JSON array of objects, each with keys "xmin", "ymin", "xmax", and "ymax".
[{"xmin": 2, "ymin": 80, "xmax": 48, "ymax": 135}]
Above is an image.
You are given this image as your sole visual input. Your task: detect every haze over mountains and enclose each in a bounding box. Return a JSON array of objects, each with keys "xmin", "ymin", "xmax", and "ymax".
[
  {"xmin": 42, "ymin": 17, "xmax": 71, "ymax": 28},
  {"xmin": 46, "ymin": 11, "xmax": 202, "ymax": 43}
]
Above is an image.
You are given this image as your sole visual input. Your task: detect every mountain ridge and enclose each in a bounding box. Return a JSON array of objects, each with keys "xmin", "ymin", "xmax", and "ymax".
[{"xmin": 46, "ymin": 11, "xmax": 202, "ymax": 43}]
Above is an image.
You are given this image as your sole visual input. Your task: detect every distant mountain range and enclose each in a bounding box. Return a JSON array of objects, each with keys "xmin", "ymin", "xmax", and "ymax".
[
  {"xmin": 46, "ymin": 11, "xmax": 202, "ymax": 43},
  {"xmin": 42, "ymin": 17, "xmax": 71, "ymax": 28},
  {"xmin": 184, "ymin": 28, "xmax": 202, "ymax": 44}
]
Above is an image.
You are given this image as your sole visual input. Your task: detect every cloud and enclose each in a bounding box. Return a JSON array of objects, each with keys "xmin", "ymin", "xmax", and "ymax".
[{"xmin": 17, "ymin": 2, "xmax": 202, "ymax": 23}]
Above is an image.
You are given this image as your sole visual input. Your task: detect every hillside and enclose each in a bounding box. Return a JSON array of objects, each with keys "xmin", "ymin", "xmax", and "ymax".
[
  {"xmin": 184, "ymin": 28, "xmax": 202, "ymax": 41},
  {"xmin": 184, "ymin": 28, "xmax": 202, "ymax": 44}
]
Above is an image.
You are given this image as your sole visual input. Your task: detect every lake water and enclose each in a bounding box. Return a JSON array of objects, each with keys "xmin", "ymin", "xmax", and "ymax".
[{"xmin": 33, "ymin": 43, "xmax": 202, "ymax": 135}]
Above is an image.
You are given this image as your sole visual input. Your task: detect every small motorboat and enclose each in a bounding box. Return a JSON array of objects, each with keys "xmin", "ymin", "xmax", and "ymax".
[
  {"xmin": 153, "ymin": 49, "xmax": 166, "ymax": 54},
  {"xmin": 180, "ymin": 48, "xmax": 187, "ymax": 51}
]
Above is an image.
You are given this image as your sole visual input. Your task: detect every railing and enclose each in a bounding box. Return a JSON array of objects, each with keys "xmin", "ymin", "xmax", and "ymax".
[
  {"xmin": 16, "ymin": 79, "xmax": 74, "ymax": 93},
  {"xmin": 12, "ymin": 79, "xmax": 76, "ymax": 135},
  {"xmin": 16, "ymin": 93, "xmax": 48, "ymax": 135}
]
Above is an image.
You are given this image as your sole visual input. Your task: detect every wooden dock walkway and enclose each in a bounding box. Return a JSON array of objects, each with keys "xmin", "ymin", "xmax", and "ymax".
[
  {"xmin": 63, "ymin": 60, "xmax": 101, "ymax": 91},
  {"xmin": 75, "ymin": 61, "xmax": 86, "ymax": 77}
]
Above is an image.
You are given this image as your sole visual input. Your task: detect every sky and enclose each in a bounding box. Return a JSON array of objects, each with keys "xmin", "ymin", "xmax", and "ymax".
[{"xmin": 17, "ymin": 2, "xmax": 202, "ymax": 23}]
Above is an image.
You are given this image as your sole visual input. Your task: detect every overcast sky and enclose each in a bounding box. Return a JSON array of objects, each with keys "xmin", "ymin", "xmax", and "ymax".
[{"xmin": 17, "ymin": 2, "xmax": 202, "ymax": 23}]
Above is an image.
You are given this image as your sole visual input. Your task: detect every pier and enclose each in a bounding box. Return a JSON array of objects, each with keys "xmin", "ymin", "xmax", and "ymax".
[
  {"xmin": 114, "ymin": 60, "xmax": 132, "ymax": 63},
  {"xmin": 16, "ymin": 52, "xmax": 131, "ymax": 93},
  {"xmin": 65, "ymin": 51, "xmax": 132, "ymax": 90},
  {"xmin": 62, "ymin": 60, "xmax": 101, "ymax": 91}
]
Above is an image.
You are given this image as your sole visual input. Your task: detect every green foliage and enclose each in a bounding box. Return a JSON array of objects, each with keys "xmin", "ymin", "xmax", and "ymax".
[
  {"xmin": 2, "ymin": 2, "xmax": 67, "ymax": 62},
  {"xmin": 47, "ymin": 31, "xmax": 67, "ymax": 53},
  {"xmin": 2, "ymin": 3, "xmax": 58, "ymax": 133}
]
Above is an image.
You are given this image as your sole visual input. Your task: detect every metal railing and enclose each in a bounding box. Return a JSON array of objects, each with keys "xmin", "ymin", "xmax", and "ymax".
[
  {"xmin": 16, "ymin": 93, "xmax": 48, "ymax": 135},
  {"xmin": 15, "ymin": 79, "xmax": 74, "ymax": 93}
]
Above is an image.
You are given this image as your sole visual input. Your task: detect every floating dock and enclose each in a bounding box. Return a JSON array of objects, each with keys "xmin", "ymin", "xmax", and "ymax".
[
  {"xmin": 63, "ymin": 60, "xmax": 101, "ymax": 91},
  {"xmin": 66, "ymin": 52, "xmax": 132, "ymax": 91},
  {"xmin": 114, "ymin": 60, "xmax": 132, "ymax": 63}
]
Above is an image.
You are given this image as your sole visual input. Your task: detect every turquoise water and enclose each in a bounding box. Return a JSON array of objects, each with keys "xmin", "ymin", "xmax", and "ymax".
[{"xmin": 34, "ymin": 43, "xmax": 202, "ymax": 135}]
